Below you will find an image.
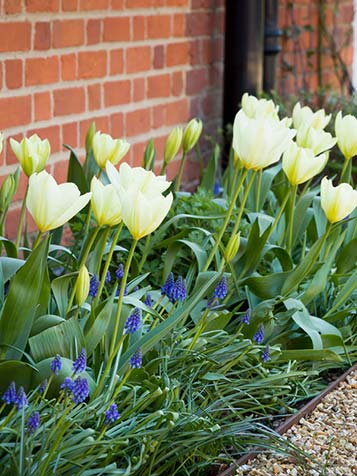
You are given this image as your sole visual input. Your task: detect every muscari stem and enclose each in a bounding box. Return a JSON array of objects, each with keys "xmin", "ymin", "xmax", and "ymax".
[
  {"xmin": 230, "ymin": 169, "xmax": 257, "ymax": 238},
  {"xmin": 286, "ymin": 184, "xmax": 297, "ymax": 254}
]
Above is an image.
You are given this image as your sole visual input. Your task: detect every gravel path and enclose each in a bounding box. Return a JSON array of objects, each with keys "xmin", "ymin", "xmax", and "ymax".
[{"xmin": 236, "ymin": 369, "xmax": 357, "ymax": 476}]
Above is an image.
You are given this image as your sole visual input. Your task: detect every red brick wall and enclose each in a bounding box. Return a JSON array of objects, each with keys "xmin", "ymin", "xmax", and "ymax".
[
  {"xmin": 277, "ymin": 0, "xmax": 354, "ymax": 97},
  {"xmin": 0, "ymin": 0, "xmax": 224, "ymax": 236}
]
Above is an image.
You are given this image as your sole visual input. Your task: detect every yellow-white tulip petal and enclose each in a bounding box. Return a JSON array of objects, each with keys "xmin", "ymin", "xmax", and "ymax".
[
  {"xmin": 241, "ymin": 93, "xmax": 279, "ymax": 120},
  {"xmin": 10, "ymin": 134, "xmax": 50, "ymax": 177},
  {"xmin": 92, "ymin": 131, "xmax": 130, "ymax": 169},
  {"xmin": 296, "ymin": 125, "xmax": 336, "ymax": 155},
  {"xmin": 335, "ymin": 111, "xmax": 357, "ymax": 160},
  {"xmin": 27, "ymin": 171, "xmax": 91, "ymax": 232},
  {"xmin": 233, "ymin": 110, "xmax": 296, "ymax": 170},
  {"xmin": 91, "ymin": 177, "xmax": 122, "ymax": 227},
  {"xmin": 320, "ymin": 177, "xmax": 357, "ymax": 223},
  {"xmin": 282, "ymin": 142, "xmax": 328, "ymax": 185},
  {"xmin": 293, "ymin": 102, "xmax": 331, "ymax": 130},
  {"xmin": 182, "ymin": 118, "xmax": 203, "ymax": 153}
]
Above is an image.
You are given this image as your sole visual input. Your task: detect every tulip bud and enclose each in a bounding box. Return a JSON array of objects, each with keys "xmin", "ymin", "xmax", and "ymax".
[
  {"xmin": 143, "ymin": 139, "xmax": 156, "ymax": 171},
  {"xmin": 164, "ymin": 126, "xmax": 183, "ymax": 165},
  {"xmin": 90, "ymin": 176, "xmax": 122, "ymax": 227},
  {"xmin": 292, "ymin": 102, "xmax": 331, "ymax": 130},
  {"xmin": 0, "ymin": 175, "xmax": 17, "ymax": 213},
  {"xmin": 320, "ymin": 177, "xmax": 357, "ymax": 224},
  {"xmin": 182, "ymin": 119, "xmax": 203, "ymax": 153},
  {"xmin": 92, "ymin": 131, "xmax": 130, "ymax": 169},
  {"xmin": 0, "ymin": 133, "xmax": 4, "ymax": 155},
  {"xmin": 296, "ymin": 125, "xmax": 336, "ymax": 156},
  {"xmin": 335, "ymin": 111, "xmax": 357, "ymax": 160},
  {"xmin": 282, "ymin": 142, "xmax": 328, "ymax": 185},
  {"xmin": 241, "ymin": 93, "xmax": 279, "ymax": 120},
  {"xmin": 76, "ymin": 266, "xmax": 90, "ymax": 307},
  {"xmin": 224, "ymin": 233, "xmax": 240, "ymax": 263},
  {"xmin": 10, "ymin": 134, "xmax": 50, "ymax": 177},
  {"xmin": 85, "ymin": 122, "xmax": 96, "ymax": 155}
]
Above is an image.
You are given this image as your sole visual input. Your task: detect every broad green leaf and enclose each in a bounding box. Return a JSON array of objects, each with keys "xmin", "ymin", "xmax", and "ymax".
[
  {"xmin": 85, "ymin": 291, "xmax": 116, "ymax": 354},
  {"xmin": 200, "ymin": 144, "xmax": 219, "ymax": 192},
  {"xmin": 326, "ymin": 268, "xmax": 357, "ymax": 317},
  {"xmin": 244, "ymin": 271, "xmax": 292, "ymax": 299},
  {"xmin": 277, "ymin": 349, "xmax": 343, "ymax": 362},
  {"xmin": 177, "ymin": 239, "xmax": 207, "ymax": 272},
  {"xmin": 66, "ymin": 144, "xmax": 89, "ymax": 194},
  {"xmin": 29, "ymin": 317, "xmax": 85, "ymax": 362},
  {"xmin": 336, "ymin": 238, "xmax": 357, "ymax": 274},
  {"xmin": 0, "ymin": 236, "xmax": 18, "ymax": 258},
  {"xmin": 51, "ymin": 272, "xmax": 77, "ymax": 317},
  {"xmin": 0, "ymin": 236, "xmax": 49, "ymax": 360},
  {"xmin": 0, "ymin": 360, "xmax": 37, "ymax": 393},
  {"xmin": 30, "ymin": 314, "xmax": 65, "ymax": 337},
  {"xmin": 163, "ymin": 242, "xmax": 181, "ymax": 280},
  {"xmin": 0, "ymin": 257, "xmax": 25, "ymax": 282},
  {"xmin": 292, "ymin": 190, "xmax": 318, "ymax": 246}
]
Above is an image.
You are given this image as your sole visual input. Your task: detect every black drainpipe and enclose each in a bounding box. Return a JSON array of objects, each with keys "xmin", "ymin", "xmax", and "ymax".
[{"xmin": 263, "ymin": 0, "xmax": 282, "ymax": 92}]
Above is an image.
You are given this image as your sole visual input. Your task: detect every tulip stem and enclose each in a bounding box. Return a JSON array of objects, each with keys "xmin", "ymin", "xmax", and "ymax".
[
  {"xmin": 175, "ymin": 152, "xmax": 187, "ymax": 192},
  {"xmin": 109, "ymin": 239, "xmax": 138, "ymax": 357},
  {"xmin": 137, "ymin": 234, "xmax": 151, "ymax": 273},
  {"xmin": 95, "ymin": 227, "xmax": 111, "ymax": 276},
  {"xmin": 66, "ymin": 227, "xmax": 100, "ymax": 315},
  {"xmin": 203, "ymin": 168, "xmax": 248, "ymax": 272},
  {"xmin": 159, "ymin": 161, "xmax": 167, "ymax": 175},
  {"xmin": 15, "ymin": 183, "xmax": 28, "ymax": 251},
  {"xmin": 32, "ymin": 231, "xmax": 43, "ymax": 249},
  {"xmin": 340, "ymin": 158, "xmax": 351, "ymax": 184},
  {"xmin": 255, "ymin": 169, "xmax": 262, "ymax": 212},
  {"xmin": 93, "ymin": 223, "xmax": 123, "ymax": 307},
  {"xmin": 286, "ymin": 185, "xmax": 297, "ymax": 254},
  {"xmin": 268, "ymin": 188, "xmax": 291, "ymax": 240},
  {"xmin": 230, "ymin": 170, "xmax": 257, "ymax": 238}
]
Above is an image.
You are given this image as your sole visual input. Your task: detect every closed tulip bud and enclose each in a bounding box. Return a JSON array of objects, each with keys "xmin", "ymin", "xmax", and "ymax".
[
  {"xmin": 27, "ymin": 171, "xmax": 91, "ymax": 233},
  {"xmin": 296, "ymin": 124, "xmax": 336, "ymax": 155},
  {"xmin": 90, "ymin": 176, "xmax": 122, "ymax": 227},
  {"xmin": 164, "ymin": 127, "xmax": 183, "ymax": 164},
  {"xmin": 182, "ymin": 119, "xmax": 203, "ymax": 153},
  {"xmin": 224, "ymin": 232, "xmax": 240, "ymax": 263},
  {"xmin": 233, "ymin": 110, "xmax": 296, "ymax": 170},
  {"xmin": 92, "ymin": 131, "xmax": 130, "ymax": 169},
  {"xmin": 0, "ymin": 175, "xmax": 17, "ymax": 212},
  {"xmin": 10, "ymin": 134, "xmax": 50, "ymax": 177},
  {"xmin": 76, "ymin": 266, "xmax": 90, "ymax": 306},
  {"xmin": 0, "ymin": 133, "xmax": 3, "ymax": 154},
  {"xmin": 85, "ymin": 122, "xmax": 96, "ymax": 155},
  {"xmin": 143, "ymin": 139, "xmax": 156, "ymax": 170},
  {"xmin": 320, "ymin": 177, "xmax": 357, "ymax": 223},
  {"xmin": 241, "ymin": 92, "xmax": 279, "ymax": 120},
  {"xmin": 335, "ymin": 111, "xmax": 357, "ymax": 160},
  {"xmin": 292, "ymin": 102, "xmax": 331, "ymax": 130},
  {"xmin": 282, "ymin": 142, "xmax": 328, "ymax": 185}
]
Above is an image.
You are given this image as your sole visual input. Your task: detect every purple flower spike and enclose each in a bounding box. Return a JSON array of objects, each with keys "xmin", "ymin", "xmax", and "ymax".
[
  {"xmin": 116, "ymin": 283, "xmax": 128, "ymax": 297},
  {"xmin": 72, "ymin": 348, "xmax": 87, "ymax": 374},
  {"xmin": 129, "ymin": 349, "xmax": 142, "ymax": 369},
  {"xmin": 2, "ymin": 382, "xmax": 17, "ymax": 405},
  {"xmin": 161, "ymin": 272, "xmax": 174, "ymax": 299},
  {"xmin": 261, "ymin": 345, "xmax": 270, "ymax": 363},
  {"xmin": 72, "ymin": 377, "xmax": 89, "ymax": 404},
  {"xmin": 115, "ymin": 264, "xmax": 124, "ymax": 279},
  {"xmin": 60, "ymin": 377, "xmax": 74, "ymax": 393},
  {"xmin": 105, "ymin": 271, "xmax": 111, "ymax": 284},
  {"xmin": 241, "ymin": 309, "xmax": 251, "ymax": 325},
  {"xmin": 213, "ymin": 276, "xmax": 228, "ymax": 300},
  {"xmin": 38, "ymin": 380, "xmax": 48, "ymax": 395},
  {"xmin": 50, "ymin": 354, "xmax": 62, "ymax": 375},
  {"xmin": 124, "ymin": 307, "xmax": 142, "ymax": 334},
  {"xmin": 89, "ymin": 274, "xmax": 99, "ymax": 297},
  {"xmin": 144, "ymin": 293, "xmax": 153, "ymax": 307},
  {"xmin": 253, "ymin": 324, "xmax": 265, "ymax": 344},
  {"xmin": 104, "ymin": 403, "xmax": 120, "ymax": 425},
  {"xmin": 15, "ymin": 387, "xmax": 28, "ymax": 410},
  {"xmin": 27, "ymin": 412, "xmax": 40, "ymax": 434}
]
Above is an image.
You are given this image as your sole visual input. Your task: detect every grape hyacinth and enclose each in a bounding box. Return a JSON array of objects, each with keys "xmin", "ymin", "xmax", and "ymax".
[
  {"xmin": 213, "ymin": 180, "xmax": 220, "ymax": 195},
  {"xmin": 2, "ymin": 382, "xmax": 17, "ymax": 404},
  {"xmin": 50, "ymin": 354, "xmax": 62, "ymax": 375},
  {"xmin": 129, "ymin": 349, "xmax": 142, "ymax": 369},
  {"xmin": 213, "ymin": 276, "xmax": 228, "ymax": 300},
  {"xmin": 171, "ymin": 276, "xmax": 187, "ymax": 303},
  {"xmin": 116, "ymin": 283, "xmax": 128, "ymax": 297},
  {"xmin": 161, "ymin": 272, "xmax": 174, "ymax": 299},
  {"xmin": 115, "ymin": 264, "xmax": 124, "ymax": 279},
  {"xmin": 27, "ymin": 412, "xmax": 40, "ymax": 434},
  {"xmin": 72, "ymin": 377, "xmax": 89, "ymax": 404},
  {"xmin": 15, "ymin": 387, "xmax": 28, "ymax": 410},
  {"xmin": 261, "ymin": 345, "xmax": 270, "ymax": 363},
  {"xmin": 89, "ymin": 274, "xmax": 99, "ymax": 297},
  {"xmin": 253, "ymin": 324, "xmax": 265, "ymax": 344},
  {"xmin": 60, "ymin": 377, "xmax": 74, "ymax": 393},
  {"xmin": 241, "ymin": 308, "xmax": 251, "ymax": 325},
  {"xmin": 144, "ymin": 293, "xmax": 153, "ymax": 307},
  {"xmin": 38, "ymin": 379, "xmax": 48, "ymax": 395},
  {"xmin": 72, "ymin": 348, "xmax": 86, "ymax": 374},
  {"xmin": 124, "ymin": 307, "xmax": 142, "ymax": 334},
  {"xmin": 105, "ymin": 271, "xmax": 111, "ymax": 284},
  {"xmin": 104, "ymin": 403, "xmax": 120, "ymax": 425}
]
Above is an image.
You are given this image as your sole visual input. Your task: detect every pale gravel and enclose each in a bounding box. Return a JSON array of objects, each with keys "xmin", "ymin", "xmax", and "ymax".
[{"xmin": 236, "ymin": 370, "xmax": 357, "ymax": 476}]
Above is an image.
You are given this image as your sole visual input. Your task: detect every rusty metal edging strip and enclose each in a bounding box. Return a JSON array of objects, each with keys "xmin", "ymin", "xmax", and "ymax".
[{"xmin": 219, "ymin": 363, "xmax": 357, "ymax": 476}]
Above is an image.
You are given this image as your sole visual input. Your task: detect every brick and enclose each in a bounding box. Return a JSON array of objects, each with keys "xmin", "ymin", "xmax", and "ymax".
[
  {"xmin": 186, "ymin": 68, "xmax": 207, "ymax": 95},
  {"xmin": 110, "ymin": 112, "xmax": 124, "ymax": 136},
  {"xmin": 61, "ymin": 54, "xmax": 77, "ymax": 81},
  {"xmin": 53, "ymin": 160, "xmax": 72, "ymax": 184},
  {"xmin": 147, "ymin": 74, "xmax": 170, "ymax": 98},
  {"xmin": 126, "ymin": 46, "xmax": 151, "ymax": 73},
  {"xmin": 103, "ymin": 17, "xmax": 130, "ymax": 42},
  {"xmin": 167, "ymin": 42, "xmax": 189, "ymax": 66},
  {"xmin": 173, "ymin": 13, "xmax": 186, "ymax": 37},
  {"xmin": 4, "ymin": 0, "xmax": 23, "ymax": 14},
  {"xmin": 131, "ymin": 141, "xmax": 146, "ymax": 166},
  {"xmin": 133, "ymin": 78, "xmax": 145, "ymax": 101},
  {"xmin": 152, "ymin": 104, "xmax": 167, "ymax": 129},
  {"xmin": 191, "ymin": 0, "xmax": 212, "ymax": 7},
  {"xmin": 189, "ymin": 40, "xmax": 200, "ymax": 65},
  {"xmin": 111, "ymin": 0, "xmax": 124, "ymax": 8},
  {"xmin": 80, "ymin": 116, "xmax": 109, "ymax": 144},
  {"xmin": 166, "ymin": 0, "xmax": 188, "ymax": 5},
  {"xmin": 171, "ymin": 71, "xmax": 184, "ymax": 96},
  {"xmin": 147, "ymin": 15, "xmax": 171, "ymax": 39},
  {"xmin": 34, "ymin": 22, "xmax": 51, "ymax": 51},
  {"xmin": 6, "ymin": 208, "xmax": 36, "ymax": 239},
  {"xmin": 28, "ymin": 125, "xmax": 61, "ymax": 153},
  {"xmin": 126, "ymin": 0, "xmax": 151, "ymax": 7},
  {"xmin": 104, "ymin": 80, "xmax": 131, "ymax": 107},
  {"xmin": 25, "ymin": 0, "xmax": 59, "ymax": 11},
  {"xmin": 62, "ymin": 123, "xmax": 78, "ymax": 148},
  {"xmin": 186, "ymin": 12, "xmax": 212, "ymax": 36},
  {"xmin": 5, "ymin": 59, "xmax": 23, "ymax": 89},
  {"xmin": 87, "ymin": 83, "xmax": 102, "ymax": 111},
  {"xmin": 153, "ymin": 45, "xmax": 165, "ymax": 69},
  {"xmin": 0, "ymin": 22, "xmax": 31, "ymax": 52},
  {"xmin": 200, "ymin": 38, "xmax": 213, "ymax": 64},
  {"xmin": 166, "ymin": 98, "xmax": 189, "ymax": 125},
  {"xmin": 126, "ymin": 108, "xmax": 151, "ymax": 136},
  {"xmin": 110, "ymin": 49, "xmax": 124, "ymax": 75},
  {"xmin": 11, "ymin": 172, "xmax": 28, "ymax": 202},
  {"xmin": 54, "ymin": 88, "xmax": 85, "ymax": 116},
  {"xmin": 78, "ymin": 50, "xmax": 107, "ymax": 79},
  {"xmin": 53, "ymin": 20, "xmax": 84, "ymax": 48},
  {"xmin": 4, "ymin": 132, "xmax": 23, "ymax": 166},
  {"xmin": 80, "ymin": 0, "xmax": 109, "ymax": 9},
  {"xmin": 87, "ymin": 19, "xmax": 102, "ymax": 45},
  {"xmin": 62, "ymin": 0, "xmax": 78, "ymax": 10},
  {"xmin": 25, "ymin": 57, "xmax": 59, "ymax": 86},
  {"xmin": 0, "ymin": 96, "xmax": 31, "ymax": 129},
  {"xmin": 34, "ymin": 92, "xmax": 52, "ymax": 121},
  {"xmin": 133, "ymin": 16, "xmax": 146, "ymax": 40}
]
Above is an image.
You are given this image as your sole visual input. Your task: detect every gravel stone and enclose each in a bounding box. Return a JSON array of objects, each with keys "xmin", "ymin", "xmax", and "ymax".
[{"xmin": 236, "ymin": 370, "xmax": 357, "ymax": 476}]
